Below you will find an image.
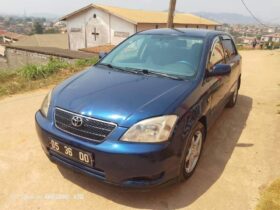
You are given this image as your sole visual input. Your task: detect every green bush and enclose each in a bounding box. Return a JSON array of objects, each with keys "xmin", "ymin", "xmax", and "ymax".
[
  {"xmin": 19, "ymin": 58, "xmax": 69, "ymax": 80},
  {"xmin": 75, "ymin": 57, "xmax": 98, "ymax": 68}
]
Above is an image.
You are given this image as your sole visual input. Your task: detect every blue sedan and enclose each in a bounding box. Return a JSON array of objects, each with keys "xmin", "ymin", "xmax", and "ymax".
[{"xmin": 35, "ymin": 29, "xmax": 241, "ymax": 188}]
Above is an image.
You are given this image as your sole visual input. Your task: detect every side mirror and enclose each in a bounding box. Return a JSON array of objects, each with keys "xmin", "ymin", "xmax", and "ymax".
[
  {"xmin": 99, "ymin": 52, "xmax": 108, "ymax": 59},
  {"xmin": 207, "ymin": 64, "xmax": 231, "ymax": 77}
]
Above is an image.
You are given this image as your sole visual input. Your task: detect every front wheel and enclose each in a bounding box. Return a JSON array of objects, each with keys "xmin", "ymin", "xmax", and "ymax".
[{"xmin": 179, "ymin": 122, "xmax": 205, "ymax": 181}]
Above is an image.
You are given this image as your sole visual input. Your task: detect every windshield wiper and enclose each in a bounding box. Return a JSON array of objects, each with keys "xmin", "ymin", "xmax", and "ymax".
[
  {"xmin": 98, "ymin": 64, "xmax": 183, "ymax": 80},
  {"xmin": 98, "ymin": 63, "xmax": 126, "ymax": 72},
  {"xmin": 140, "ymin": 69, "xmax": 183, "ymax": 80},
  {"xmin": 98, "ymin": 63, "xmax": 144, "ymax": 75}
]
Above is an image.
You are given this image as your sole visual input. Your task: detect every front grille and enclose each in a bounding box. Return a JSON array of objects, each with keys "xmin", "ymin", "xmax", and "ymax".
[{"xmin": 54, "ymin": 108, "xmax": 116, "ymax": 142}]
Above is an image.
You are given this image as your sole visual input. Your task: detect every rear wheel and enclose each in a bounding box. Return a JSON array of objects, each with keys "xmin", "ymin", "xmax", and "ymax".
[{"xmin": 179, "ymin": 122, "xmax": 205, "ymax": 181}]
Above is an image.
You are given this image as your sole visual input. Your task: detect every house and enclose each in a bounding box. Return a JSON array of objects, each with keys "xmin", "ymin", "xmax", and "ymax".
[
  {"xmin": 237, "ymin": 36, "xmax": 257, "ymax": 45},
  {"xmin": 261, "ymin": 33, "xmax": 280, "ymax": 43},
  {"xmin": 60, "ymin": 4, "xmax": 221, "ymax": 51}
]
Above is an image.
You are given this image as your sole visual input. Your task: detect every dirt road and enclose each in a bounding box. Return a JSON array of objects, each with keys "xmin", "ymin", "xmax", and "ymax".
[{"xmin": 1, "ymin": 50, "xmax": 280, "ymax": 210}]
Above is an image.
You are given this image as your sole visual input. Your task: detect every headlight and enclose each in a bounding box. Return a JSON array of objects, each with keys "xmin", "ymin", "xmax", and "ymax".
[
  {"xmin": 40, "ymin": 90, "xmax": 52, "ymax": 118},
  {"xmin": 121, "ymin": 115, "xmax": 178, "ymax": 143}
]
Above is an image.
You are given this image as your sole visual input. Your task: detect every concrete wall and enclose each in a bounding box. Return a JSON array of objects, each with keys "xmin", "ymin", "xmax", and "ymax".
[
  {"xmin": 66, "ymin": 8, "xmax": 135, "ymax": 50},
  {"xmin": 5, "ymin": 48, "xmax": 74, "ymax": 71},
  {"xmin": 0, "ymin": 56, "xmax": 8, "ymax": 70}
]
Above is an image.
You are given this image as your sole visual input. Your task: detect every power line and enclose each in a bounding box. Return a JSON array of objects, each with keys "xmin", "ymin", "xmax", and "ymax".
[{"xmin": 240, "ymin": 0, "xmax": 271, "ymax": 28}]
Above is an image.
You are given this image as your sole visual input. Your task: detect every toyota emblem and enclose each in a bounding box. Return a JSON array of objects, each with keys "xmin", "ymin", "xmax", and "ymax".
[{"xmin": 71, "ymin": 116, "xmax": 83, "ymax": 127}]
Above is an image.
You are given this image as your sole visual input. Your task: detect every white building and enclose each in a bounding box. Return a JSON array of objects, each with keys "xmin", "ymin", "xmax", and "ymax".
[
  {"xmin": 261, "ymin": 33, "xmax": 280, "ymax": 43},
  {"xmin": 60, "ymin": 4, "xmax": 220, "ymax": 51}
]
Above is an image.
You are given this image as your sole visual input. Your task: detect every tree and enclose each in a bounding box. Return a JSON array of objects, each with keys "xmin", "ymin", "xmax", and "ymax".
[{"xmin": 34, "ymin": 22, "xmax": 43, "ymax": 34}]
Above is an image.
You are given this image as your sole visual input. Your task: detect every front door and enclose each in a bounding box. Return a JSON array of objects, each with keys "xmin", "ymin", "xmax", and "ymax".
[
  {"xmin": 205, "ymin": 36, "xmax": 229, "ymax": 124},
  {"xmin": 221, "ymin": 35, "xmax": 241, "ymax": 97}
]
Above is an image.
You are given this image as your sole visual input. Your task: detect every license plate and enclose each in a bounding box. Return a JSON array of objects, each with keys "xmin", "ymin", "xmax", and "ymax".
[{"xmin": 49, "ymin": 139, "xmax": 93, "ymax": 167}]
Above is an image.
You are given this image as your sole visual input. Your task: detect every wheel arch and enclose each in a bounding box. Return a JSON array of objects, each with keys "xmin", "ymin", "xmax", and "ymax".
[
  {"xmin": 238, "ymin": 74, "xmax": 241, "ymax": 90},
  {"xmin": 198, "ymin": 115, "xmax": 207, "ymax": 139}
]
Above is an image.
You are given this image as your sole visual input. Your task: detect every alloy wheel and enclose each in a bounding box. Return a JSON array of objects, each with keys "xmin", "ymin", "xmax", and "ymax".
[{"xmin": 185, "ymin": 130, "xmax": 203, "ymax": 173}]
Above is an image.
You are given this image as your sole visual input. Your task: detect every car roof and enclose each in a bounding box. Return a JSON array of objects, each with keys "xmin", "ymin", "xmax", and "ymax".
[{"xmin": 139, "ymin": 28, "xmax": 228, "ymax": 38}]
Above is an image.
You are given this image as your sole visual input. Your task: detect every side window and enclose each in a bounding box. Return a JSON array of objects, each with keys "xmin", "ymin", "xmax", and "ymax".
[
  {"xmin": 208, "ymin": 39, "xmax": 225, "ymax": 69},
  {"xmin": 222, "ymin": 38, "xmax": 237, "ymax": 59}
]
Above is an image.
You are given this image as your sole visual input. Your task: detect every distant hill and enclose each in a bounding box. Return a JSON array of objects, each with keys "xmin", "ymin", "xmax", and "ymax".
[{"xmin": 193, "ymin": 12, "xmax": 257, "ymax": 24}]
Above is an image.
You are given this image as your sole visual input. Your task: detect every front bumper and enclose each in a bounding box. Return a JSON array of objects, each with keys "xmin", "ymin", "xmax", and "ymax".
[{"xmin": 35, "ymin": 111, "xmax": 181, "ymax": 188}]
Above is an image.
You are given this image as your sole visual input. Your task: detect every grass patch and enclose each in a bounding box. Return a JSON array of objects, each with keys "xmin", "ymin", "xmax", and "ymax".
[
  {"xmin": 0, "ymin": 57, "xmax": 98, "ymax": 98},
  {"xmin": 19, "ymin": 59, "xmax": 70, "ymax": 80},
  {"xmin": 74, "ymin": 57, "xmax": 98, "ymax": 68},
  {"xmin": 256, "ymin": 178, "xmax": 280, "ymax": 210}
]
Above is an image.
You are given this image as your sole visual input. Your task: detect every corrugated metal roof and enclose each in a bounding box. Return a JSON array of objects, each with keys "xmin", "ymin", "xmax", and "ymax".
[
  {"xmin": 12, "ymin": 34, "xmax": 69, "ymax": 49},
  {"xmin": 60, "ymin": 4, "xmax": 220, "ymax": 26},
  {"xmin": 1, "ymin": 31, "xmax": 27, "ymax": 40},
  {"xmin": 0, "ymin": 30, "xmax": 6, "ymax": 35}
]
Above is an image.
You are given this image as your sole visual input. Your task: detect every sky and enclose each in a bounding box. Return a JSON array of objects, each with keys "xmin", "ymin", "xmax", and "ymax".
[{"xmin": 1, "ymin": 0, "xmax": 279, "ymax": 22}]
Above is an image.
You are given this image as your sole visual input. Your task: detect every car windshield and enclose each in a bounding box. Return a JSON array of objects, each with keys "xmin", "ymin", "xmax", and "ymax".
[{"xmin": 99, "ymin": 34, "xmax": 205, "ymax": 79}]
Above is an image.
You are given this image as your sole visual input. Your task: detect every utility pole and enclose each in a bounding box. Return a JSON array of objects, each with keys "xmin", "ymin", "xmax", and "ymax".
[{"xmin": 167, "ymin": 0, "xmax": 177, "ymax": 28}]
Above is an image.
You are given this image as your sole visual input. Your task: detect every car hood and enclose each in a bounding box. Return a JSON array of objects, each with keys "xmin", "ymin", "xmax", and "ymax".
[{"xmin": 53, "ymin": 66, "xmax": 194, "ymax": 127}]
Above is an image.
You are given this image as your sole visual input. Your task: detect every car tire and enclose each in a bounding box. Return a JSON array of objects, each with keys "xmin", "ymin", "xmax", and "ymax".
[
  {"xmin": 227, "ymin": 81, "xmax": 239, "ymax": 108},
  {"xmin": 179, "ymin": 121, "xmax": 205, "ymax": 181}
]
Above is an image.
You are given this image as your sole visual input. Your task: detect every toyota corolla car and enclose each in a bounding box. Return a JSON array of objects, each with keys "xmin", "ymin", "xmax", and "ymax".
[{"xmin": 35, "ymin": 29, "xmax": 241, "ymax": 188}]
